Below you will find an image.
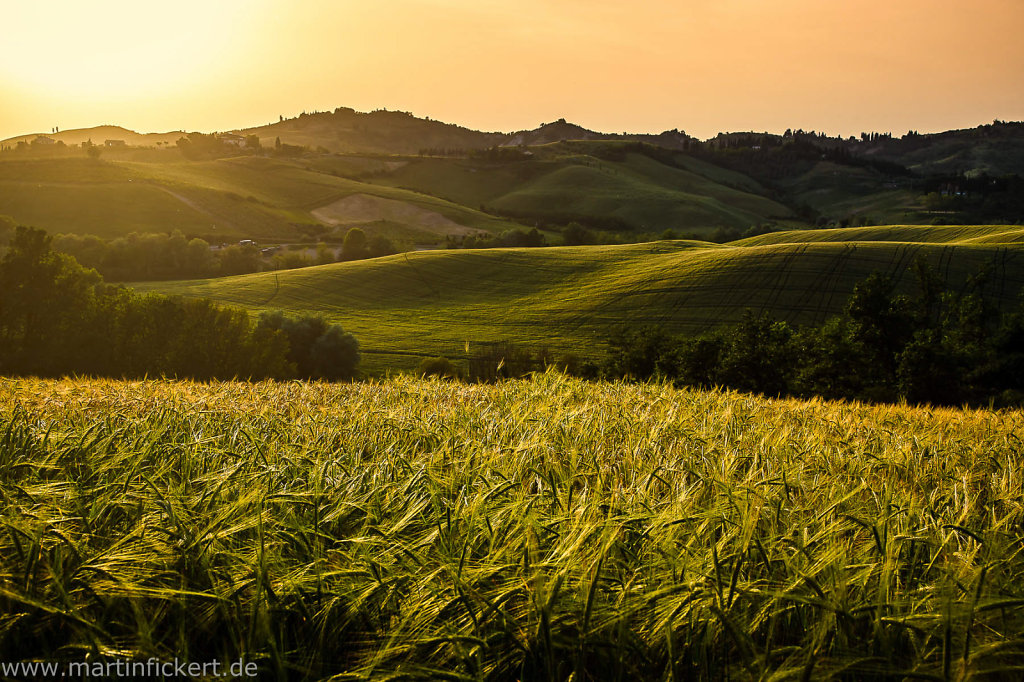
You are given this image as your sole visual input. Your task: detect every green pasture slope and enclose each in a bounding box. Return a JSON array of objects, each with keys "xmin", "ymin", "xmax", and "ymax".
[
  {"xmin": 0, "ymin": 153, "xmax": 526, "ymax": 243},
  {"xmin": 773, "ymin": 160, "xmax": 921, "ymax": 224},
  {"xmin": 374, "ymin": 143, "xmax": 801, "ymax": 234},
  {"xmin": 136, "ymin": 225, "xmax": 1024, "ymax": 373},
  {"xmin": 1, "ymin": 375, "xmax": 1022, "ymax": 678},
  {"xmin": 736, "ymin": 223, "xmax": 1024, "ymax": 246}
]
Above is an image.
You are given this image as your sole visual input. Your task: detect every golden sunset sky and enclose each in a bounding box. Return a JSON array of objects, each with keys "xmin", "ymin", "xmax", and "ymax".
[{"xmin": 1, "ymin": 0, "xmax": 1022, "ymax": 141}]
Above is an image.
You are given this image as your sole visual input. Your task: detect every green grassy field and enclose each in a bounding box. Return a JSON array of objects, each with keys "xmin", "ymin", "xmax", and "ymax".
[
  {"xmin": 135, "ymin": 229, "xmax": 1024, "ymax": 373},
  {"xmin": 0, "ymin": 141, "xmax": 808, "ymax": 246},
  {"xmin": 1, "ymin": 374, "xmax": 1021, "ymax": 679},
  {"xmin": 736, "ymin": 224, "xmax": 1024, "ymax": 246},
  {"xmin": 773, "ymin": 161, "xmax": 921, "ymax": 224},
  {"xmin": 2, "ymin": 137, "xmax": 976, "ymax": 248},
  {"xmin": 375, "ymin": 146, "xmax": 800, "ymax": 234},
  {"xmin": 0, "ymin": 154, "xmax": 527, "ymax": 244}
]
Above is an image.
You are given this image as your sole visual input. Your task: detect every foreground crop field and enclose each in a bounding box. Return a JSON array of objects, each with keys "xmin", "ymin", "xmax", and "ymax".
[{"xmin": 1, "ymin": 375, "xmax": 1022, "ymax": 679}]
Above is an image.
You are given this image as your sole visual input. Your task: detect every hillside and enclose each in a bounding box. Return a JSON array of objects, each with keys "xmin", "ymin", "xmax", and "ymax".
[
  {"xmin": 0, "ymin": 125, "xmax": 185, "ymax": 149},
  {"xmin": 135, "ymin": 227, "xmax": 1024, "ymax": 373},
  {"xmin": 736, "ymin": 223, "xmax": 1024, "ymax": 246},
  {"xmin": 3, "ymin": 111, "xmax": 1023, "ymax": 244},
  {"xmin": 857, "ymin": 121, "xmax": 1024, "ymax": 176},
  {"xmin": 373, "ymin": 142, "xmax": 799, "ymax": 233},
  {"xmin": 0, "ymin": 142, "xmax": 800, "ymax": 243},
  {"xmin": 241, "ymin": 107, "xmax": 504, "ymax": 154},
  {"xmin": 0, "ymin": 154, "xmax": 527, "ymax": 243}
]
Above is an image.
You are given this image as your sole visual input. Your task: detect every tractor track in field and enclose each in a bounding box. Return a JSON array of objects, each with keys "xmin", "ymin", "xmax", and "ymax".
[{"xmin": 154, "ymin": 185, "xmax": 243, "ymax": 233}]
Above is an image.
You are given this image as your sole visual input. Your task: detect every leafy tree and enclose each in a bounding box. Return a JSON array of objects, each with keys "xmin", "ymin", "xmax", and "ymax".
[
  {"xmin": 563, "ymin": 222, "xmax": 595, "ymax": 246},
  {"xmin": 896, "ymin": 328, "xmax": 966, "ymax": 405},
  {"xmin": 676, "ymin": 334, "xmax": 723, "ymax": 388},
  {"xmin": 976, "ymin": 298, "xmax": 1024, "ymax": 404},
  {"xmin": 367, "ymin": 235, "xmax": 397, "ymax": 258},
  {"xmin": 257, "ymin": 311, "xmax": 359, "ymax": 380},
  {"xmin": 272, "ymin": 250, "xmax": 313, "ymax": 271},
  {"xmin": 316, "ymin": 242, "xmax": 336, "ymax": 265},
  {"xmin": 309, "ymin": 325, "xmax": 360, "ymax": 380},
  {"xmin": 341, "ymin": 228, "xmax": 368, "ymax": 261},
  {"xmin": 498, "ymin": 227, "xmax": 545, "ymax": 248},
  {"xmin": 0, "ymin": 227, "xmax": 101, "ymax": 375},
  {"xmin": 54, "ymin": 231, "xmax": 220, "ymax": 281},
  {"xmin": 0, "ymin": 214, "xmax": 14, "ymax": 246},
  {"xmin": 715, "ymin": 311, "xmax": 797, "ymax": 397},
  {"xmin": 792, "ymin": 318, "xmax": 864, "ymax": 400},
  {"xmin": 551, "ymin": 352, "xmax": 585, "ymax": 376},
  {"xmin": 218, "ymin": 243, "xmax": 261, "ymax": 275},
  {"xmin": 605, "ymin": 327, "xmax": 679, "ymax": 380},
  {"xmin": 600, "ymin": 263, "xmax": 1023, "ymax": 406},
  {"xmin": 0, "ymin": 226, "xmax": 294, "ymax": 380},
  {"xmin": 845, "ymin": 272, "xmax": 914, "ymax": 393},
  {"xmin": 467, "ymin": 341, "xmax": 534, "ymax": 382}
]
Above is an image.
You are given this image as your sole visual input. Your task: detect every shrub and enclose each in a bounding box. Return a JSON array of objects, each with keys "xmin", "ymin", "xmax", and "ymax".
[{"xmin": 416, "ymin": 356, "xmax": 460, "ymax": 379}]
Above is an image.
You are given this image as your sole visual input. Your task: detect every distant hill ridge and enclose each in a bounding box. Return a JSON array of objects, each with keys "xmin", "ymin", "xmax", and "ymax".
[
  {"xmin": 3, "ymin": 108, "xmax": 1023, "ymax": 237},
  {"xmin": 6, "ymin": 108, "xmax": 1023, "ymax": 175},
  {"xmin": 1, "ymin": 125, "xmax": 185, "ymax": 149}
]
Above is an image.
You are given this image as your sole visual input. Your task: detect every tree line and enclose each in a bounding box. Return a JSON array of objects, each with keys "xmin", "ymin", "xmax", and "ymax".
[
  {"xmin": 51, "ymin": 228, "xmax": 397, "ymax": 282},
  {"xmin": 0, "ymin": 227, "xmax": 359, "ymax": 381},
  {"xmin": 604, "ymin": 261, "xmax": 1024, "ymax": 407},
  {"xmin": 418, "ymin": 261, "xmax": 1023, "ymax": 407}
]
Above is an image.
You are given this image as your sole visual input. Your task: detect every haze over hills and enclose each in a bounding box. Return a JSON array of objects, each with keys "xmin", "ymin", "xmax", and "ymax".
[{"xmin": 0, "ymin": 125, "xmax": 185, "ymax": 149}]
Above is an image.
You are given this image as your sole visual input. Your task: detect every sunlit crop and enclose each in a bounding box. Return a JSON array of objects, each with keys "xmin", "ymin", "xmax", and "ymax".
[{"xmin": 1, "ymin": 374, "xmax": 1022, "ymax": 679}]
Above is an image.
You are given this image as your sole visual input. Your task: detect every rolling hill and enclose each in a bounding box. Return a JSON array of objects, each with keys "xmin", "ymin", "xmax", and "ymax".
[
  {"xmin": 0, "ymin": 125, "xmax": 185, "ymax": 149},
  {"xmin": 3, "ymin": 110, "xmax": 1023, "ymax": 246},
  {"xmin": 856, "ymin": 120, "xmax": 1024, "ymax": 177},
  {"xmin": 735, "ymin": 223, "xmax": 1024, "ymax": 246},
  {"xmin": 372, "ymin": 142, "xmax": 799, "ymax": 233},
  {"xmin": 134, "ymin": 226, "xmax": 1024, "ymax": 373},
  {"xmin": 0, "ymin": 141, "xmax": 803, "ymax": 243},
  {"xmin": 241, "ymin": 107, "xmax": 504, "ymax": 155},
  {"xmin": 0, "ymin": 153, "xmax": 528, "ymax": 243}
]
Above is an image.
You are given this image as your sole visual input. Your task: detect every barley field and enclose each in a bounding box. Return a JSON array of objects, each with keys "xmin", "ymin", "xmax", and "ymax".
[{"xmin": 1, "ymin": 374, "xmax": 1022, "ymax": 680}]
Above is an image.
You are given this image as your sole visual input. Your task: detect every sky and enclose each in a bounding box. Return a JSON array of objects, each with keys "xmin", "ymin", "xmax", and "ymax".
[{"xmin": 1, "ymin": 0, "xmax": 1022, "ymax": 141}]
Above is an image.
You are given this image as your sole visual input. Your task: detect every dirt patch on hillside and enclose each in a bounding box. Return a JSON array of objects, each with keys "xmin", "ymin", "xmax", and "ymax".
[{"xmin": 312, "ymin": 194, "xmax": 478, "ymax": 236}]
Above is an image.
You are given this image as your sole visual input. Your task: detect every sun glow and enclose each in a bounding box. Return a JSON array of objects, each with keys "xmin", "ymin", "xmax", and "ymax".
[
  {"xmin": 0, "ymin": 0, "xmax": 1021, "ymax": 140},
  {"xmin": 0, "ymin": 0, "xmax": 263, "ymax": 98}
]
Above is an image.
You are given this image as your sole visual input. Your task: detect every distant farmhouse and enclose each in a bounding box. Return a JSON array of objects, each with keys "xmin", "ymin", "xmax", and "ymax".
[
  {"xmin": 32, "ymin": 136, "xmax": 55, "ymax": 146},
  {"xmin": 104, "ymin": 139, "xmax": 126, "ymax": 147},
  {"xmin": 219, "ymin": 133, "xmax": 247, "ymax": 147}
]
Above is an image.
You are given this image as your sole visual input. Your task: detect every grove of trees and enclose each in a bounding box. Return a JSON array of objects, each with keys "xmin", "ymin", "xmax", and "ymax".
[
  {"xmin": 0, "ymin": 227, "xmax": 360, "ymax": 381},
  {"xmin": 605, "ymin": 261, "xmax": 1024, "ymax": 407},
  {"xmin": 51, "ymin": 230, "xmax": 399, "ymax": 282}
]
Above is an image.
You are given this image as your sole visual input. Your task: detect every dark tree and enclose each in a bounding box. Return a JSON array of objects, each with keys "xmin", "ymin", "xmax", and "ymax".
[
  {"xmin": 715, "ymin": 311, "xmax": 797, "ymax": 397},
  {"xmin": 341, "ymin": 228, "xmax": 368, "ymax": 261},
  {"xmin": 257, "ymin": 311, "xmax": 360, "ymax": 380},
  {"xmin": 0, "ymin": 226, "xmax": 294, "ymax": 380}
]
